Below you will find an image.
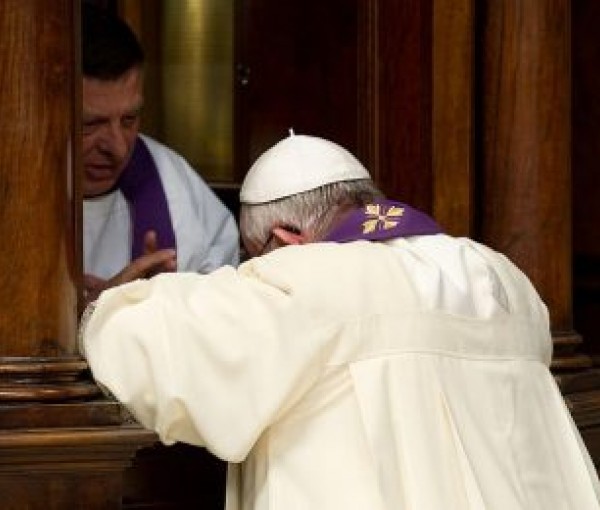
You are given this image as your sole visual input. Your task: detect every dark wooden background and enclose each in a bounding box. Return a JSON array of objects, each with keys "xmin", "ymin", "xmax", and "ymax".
[{"xmin": 0, "ymin": 0, "xmax": 598, "ymax": 508}]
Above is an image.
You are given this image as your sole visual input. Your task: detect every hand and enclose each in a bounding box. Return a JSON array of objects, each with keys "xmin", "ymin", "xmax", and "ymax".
[
  {"xmin": 84, "ymin": 230, "xmax": 176, "ymax": 304},
  {"xmin": 140, "ymin": 230, "xmax": 177, "ymax": 276}
]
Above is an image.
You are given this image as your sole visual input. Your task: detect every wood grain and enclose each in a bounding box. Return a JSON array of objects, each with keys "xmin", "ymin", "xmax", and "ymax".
[{"xmin": 0, "ymin": 0, "xmax": 81, "ymax": 358}]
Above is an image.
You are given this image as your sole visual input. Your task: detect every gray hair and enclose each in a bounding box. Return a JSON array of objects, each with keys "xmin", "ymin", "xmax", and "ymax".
[{"xmin": 240, "ymin": 179, "xmax": 383, "ymax": 248}]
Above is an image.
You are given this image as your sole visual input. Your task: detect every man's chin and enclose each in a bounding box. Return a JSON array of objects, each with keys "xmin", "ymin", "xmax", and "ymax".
[{"xmin": 83, "ymin": 181, "xmax": 119, "ymax": 198}]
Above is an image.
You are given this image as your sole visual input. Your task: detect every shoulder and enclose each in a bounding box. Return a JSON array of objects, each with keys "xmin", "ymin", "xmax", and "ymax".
[
  {"xmin": 238, "ymin": 242, "xmax": 407, "ymax": 319},
  {"xmin": 242, "ymin": 235, "xmax": 547, "ymax": 320},
  {"xmin": 138, "ymin": 134, "xmax": 218, "ymax": 200},
  {"xmin": 139, "ymin": 134, "xmax": 195, "ymax": 175}
]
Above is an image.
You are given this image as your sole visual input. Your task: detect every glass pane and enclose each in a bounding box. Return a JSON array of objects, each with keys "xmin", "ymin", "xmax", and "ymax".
[
  {"xmin": 161, "ymin": 0, "xmax": 234, "ymax": 183},
  {"xmin": 122, "ymin": 0, "xmax": 235, "ymax": 183}
]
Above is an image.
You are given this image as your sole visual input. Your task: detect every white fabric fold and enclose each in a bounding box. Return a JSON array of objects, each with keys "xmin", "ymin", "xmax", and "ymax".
[{"xmin": 81, "ymin": 235, "xmax": 600, "ymax": 509}]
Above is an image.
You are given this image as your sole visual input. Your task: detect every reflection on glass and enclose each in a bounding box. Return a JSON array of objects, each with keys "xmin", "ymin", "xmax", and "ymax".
[{"xmin": 160, "ymin": 0, "xmax": 234, "ymax": 182}]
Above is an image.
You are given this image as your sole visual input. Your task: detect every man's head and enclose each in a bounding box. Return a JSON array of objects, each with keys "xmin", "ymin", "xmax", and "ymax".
[
  {"xmin": 81, "ymin": 4, "xmax": 145, "ymax": 197},
  {"xmin": 239, "ymin": 133, "xmax": 382, "ymax": 257}
]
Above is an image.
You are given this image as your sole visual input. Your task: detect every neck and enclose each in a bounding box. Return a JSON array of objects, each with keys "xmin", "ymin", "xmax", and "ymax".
[{"xmin": 319, "ymin": 203, "xmax": 363, "ymax": 240}]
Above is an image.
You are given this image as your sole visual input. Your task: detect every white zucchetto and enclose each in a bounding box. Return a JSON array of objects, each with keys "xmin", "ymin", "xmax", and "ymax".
[{"xmin": 240, "ymin": 132, "xmax": 371, "ymax": 204}]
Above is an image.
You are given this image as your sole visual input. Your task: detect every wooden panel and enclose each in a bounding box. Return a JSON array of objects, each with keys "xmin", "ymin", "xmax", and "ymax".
[
  {"xmin": 573, "ymin": 1, "xmax": 600, "ymax": 357},
  {"xmin": 432, "ymin": 0, "xmax": 474, "ymax": 236},
  {"xmin": 0, "ymin": 0, "xmax": 80, "ymax": 357},
  {"xmin": 0, "ymin": 426, "xmax": 156, "ymax": 510},
  {"xmin": 356, "ymin": 1, "xmax": 380, "ymax": 177},
  {"xmin": 478, "ymin": 0, "xmax": 572, "ymax": 331},
  {"xmin": 0, "ymin": 0, "xmax": 100, "ymax": 403},
  {"xmin": 235, "ymin": 0, "xmax": 360, "ymax": 178},
  {"xmin": 376, "ymin": 0, "xmax": 433, "ymax": 210}
]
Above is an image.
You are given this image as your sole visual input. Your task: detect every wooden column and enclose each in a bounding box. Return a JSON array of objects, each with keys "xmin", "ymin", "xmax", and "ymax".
[
  {"xmin": 478, "ymin": 0, "xmax": 600, "ymax": 459},
  {"xmin": 479, "ymin": 0, "xmax": 580, "ymax": 362},
  {"xmin": 0, "ymin": 2, "xmax": 154, "ymax": 508},
  {"xmin": 432, "ymin": 0, "xmax": 474, "ymax": 235},
  {"xmin": 0, "ymin": 0, "xmax": 89, "ymax": 398}
]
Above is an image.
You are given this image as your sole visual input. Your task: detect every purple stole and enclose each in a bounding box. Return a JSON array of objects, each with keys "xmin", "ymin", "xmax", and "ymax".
[
  {"xmin": 117, "ymin": 137, "xmax": 177, "ymax": 260},
  {"xmin": 324, "ymin": 199, "xmax": 442, "ymax": 243}
]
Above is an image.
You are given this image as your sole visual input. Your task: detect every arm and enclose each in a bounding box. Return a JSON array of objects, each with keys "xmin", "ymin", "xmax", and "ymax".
[
  {"xmin": 79, "ymin": 264, "xmax": 335, "ymax": 461},
  {"xmin": 84, "ymin": 230, "xmax": 176, "ymax": 305}
]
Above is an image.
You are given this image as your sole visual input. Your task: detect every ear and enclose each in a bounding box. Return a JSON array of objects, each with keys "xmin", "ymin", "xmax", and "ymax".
[{"xmin": 272, "ymin": 226, "xmax": 308, "ymax": 246}]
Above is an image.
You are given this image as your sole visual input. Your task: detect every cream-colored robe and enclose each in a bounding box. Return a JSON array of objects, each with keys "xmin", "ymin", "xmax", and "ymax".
[{"xmin": 80, "ymin": 235, "xmax": 600, "ymax": 509}]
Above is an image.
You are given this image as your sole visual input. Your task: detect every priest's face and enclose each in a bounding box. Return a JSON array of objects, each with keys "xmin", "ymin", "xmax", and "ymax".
[{"xmin": 82, "ymin": 66, "xmax": 143, "ymax": 197}]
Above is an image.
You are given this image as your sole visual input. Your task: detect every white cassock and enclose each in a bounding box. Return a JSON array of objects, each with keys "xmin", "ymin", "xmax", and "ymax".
[
  {"xmin": 83, "ymin": 134, "xmax": 239, "ymax": 279},
  {"xmin": 80, "ymin": 235, "xmax": 600, "ymax": 510}
]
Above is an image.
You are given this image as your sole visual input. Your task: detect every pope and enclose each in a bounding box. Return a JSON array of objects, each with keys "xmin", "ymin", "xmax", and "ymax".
[{"xmin": 80, "ymin": 133, "xmax": 600, "ymax": 510}]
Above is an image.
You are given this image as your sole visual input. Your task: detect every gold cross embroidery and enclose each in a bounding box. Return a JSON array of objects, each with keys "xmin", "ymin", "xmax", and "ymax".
[{"xmin": 362, "ymin": 204, "xmax": 404, "ymax": 234}]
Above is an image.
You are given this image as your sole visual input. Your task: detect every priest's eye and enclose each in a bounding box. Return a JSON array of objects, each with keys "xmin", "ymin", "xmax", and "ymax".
[
  {"xmin": 121, "ymin": 115, "xmax": 138, "ymax": 128},
  {"xmin": 82, "ymin": 119, "xmax": 103, "ymax": 135}
]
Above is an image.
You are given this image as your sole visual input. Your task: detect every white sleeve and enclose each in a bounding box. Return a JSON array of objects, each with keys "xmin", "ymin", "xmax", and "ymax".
[
  {"xmin": 80, "ymin": 267, "xmax": 337, "ymax": 462},
  {"xmin": 189, "ymin": 175, "xmax": 240, "ymax": 272}
]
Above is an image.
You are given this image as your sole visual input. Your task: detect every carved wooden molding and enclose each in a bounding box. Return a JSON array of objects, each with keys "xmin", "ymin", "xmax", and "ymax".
[
  {"xmin": 0, "ymin": 426, "xmax": 157, "ymax": 509},
  {"xmin": 0, "ymin": 357, "xmax": 100, "ymax": 402},
  {"xmin": 0, "ymin": 426, "xmax": 155, "ymax": 473},
  {"xmin": 551, "ymin": 331, "xmax": 594, "ymax": 371}
]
